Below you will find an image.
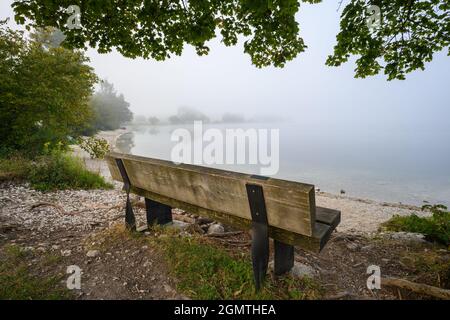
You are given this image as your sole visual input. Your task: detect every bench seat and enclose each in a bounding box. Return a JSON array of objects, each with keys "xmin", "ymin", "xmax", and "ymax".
[{"xmin": 106, "ymin": 152, "xmax": 341, "ymax": 289}]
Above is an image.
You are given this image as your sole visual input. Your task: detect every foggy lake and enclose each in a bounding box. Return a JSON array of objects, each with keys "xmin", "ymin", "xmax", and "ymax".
[{"xmin": 117, "ymin": 121, "xmax": 450, "ymax": 207}]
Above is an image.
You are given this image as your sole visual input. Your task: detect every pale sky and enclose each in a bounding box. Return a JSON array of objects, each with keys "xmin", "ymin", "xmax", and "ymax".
[{"xmin": 2, "ymin": 1, "xmax": 449, "ymax": 127}]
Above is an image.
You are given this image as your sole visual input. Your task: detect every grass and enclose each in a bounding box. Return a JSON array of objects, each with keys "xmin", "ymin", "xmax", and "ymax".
[
  {"xmin": 381, "ymin": 205, "xmax": 450, "ymax": 246},
  {"xmin": 153, "ymin": 228, "xmax": 323, "ymax": 300},
  {"xmin": 400, "ymin": 250, "xmax": 450, "ymax": 289},
  {"xmin": 27, "ymin": 153, "xmax": 113, "ymax": 191},
  {"xmin": 0, "ymin": 245, "xmax": 71, "ymax": 300},
  {"xmin": 0, "ymin": 153, "xmax": 113, "ymax": 191},
  {"xmin": 0, "ymin": 155, "xmax": 30, "ymax": 182},
  {"xmin": 91, "ymin": 225, "xmax": 323, "ymax": 300}
]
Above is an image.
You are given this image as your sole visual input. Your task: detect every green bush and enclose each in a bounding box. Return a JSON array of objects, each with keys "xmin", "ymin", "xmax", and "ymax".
[
  {"xmin": 27, "ymin": 153, "xmax": 113, "ymax": 191},
  {"xmin": 0, "ymin": 26, "xmax": 98, "ymax": 157},
  {"xmin": 382, "ymin": 205, "xmax": 450, "ymax": 246},
  {"xmin": 77, "ymin": 137, "xmax": 111, "ymax": 159}
]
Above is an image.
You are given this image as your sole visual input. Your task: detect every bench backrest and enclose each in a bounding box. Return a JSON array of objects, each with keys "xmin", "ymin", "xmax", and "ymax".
[{"xmin": 106, "ymin": 152, "xmax": 316, "ymax": 237}]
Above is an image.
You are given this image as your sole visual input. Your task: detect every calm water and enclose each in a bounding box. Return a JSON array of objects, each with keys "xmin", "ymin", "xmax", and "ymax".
[{"xmin": 117, "ymin": 122, "xmax": 450, "ymax": 207}]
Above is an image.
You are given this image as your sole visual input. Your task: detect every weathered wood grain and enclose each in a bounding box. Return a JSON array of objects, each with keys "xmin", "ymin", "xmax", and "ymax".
[
  {"xmin": 106, "ymin": 152, "xmax": 316, "ymax": 236},
  {"xmin": 127, "ymin": 185, "xmax": 340, "ymax": 252}
]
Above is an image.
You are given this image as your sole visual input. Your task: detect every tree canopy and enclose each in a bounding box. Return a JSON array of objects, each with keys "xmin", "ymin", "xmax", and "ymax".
[
  {"xmin": 0, "ymin": 24, "xmax": 97, "ymax": 156},
  {"xmin": 328, "ymin": 0, "xmax": 450, "ymax": 80},
  {"xmin": 11, "ymin": 1, "xmax": 449, "ymax": 80}
]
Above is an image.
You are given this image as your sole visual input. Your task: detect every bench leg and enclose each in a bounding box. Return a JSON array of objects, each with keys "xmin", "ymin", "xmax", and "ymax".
[
  {"xmin": 251, "ymin": 222, "xmax": 269, "ymax": 291},
  {"xmin": 145, "ymin": 198, "xmax": 172, "ymax": 225},
  {"xmin": 246, "ymin": 184, "xmax": 270, "ymax": 291},
  {"xmin": 274, "ymin": 240, "xmax": 294, "ymax": 276},
  {"xmin": 125, "ymin": 194, "xmax": 137, "ymax": 231}
]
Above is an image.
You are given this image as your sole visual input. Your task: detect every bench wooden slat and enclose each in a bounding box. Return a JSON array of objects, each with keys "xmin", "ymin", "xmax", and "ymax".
[
  {"xmin": 106, "ymin": 152, "xmax": 316, "ymax": 236},
  {"xmin": 123, "ymin": 185, "xmax": 340, "ymax": 253},
  {"xmin": 315, "ymin": 207, "xmax": 341, "ymax": 249},
  {"xmin": 316, "ymin": 207, "xmax": 340, "ymax": 227}
]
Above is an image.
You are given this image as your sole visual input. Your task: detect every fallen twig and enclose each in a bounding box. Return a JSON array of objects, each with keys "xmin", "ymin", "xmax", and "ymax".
[
  {"xmin": 326, "ymin": 291, "xmax": 355, "ymax": 300},
  {"xmin": 109, "ymin": 214, "xmax": 125, "ymax": 221},
  {"xmin": 381, "ymin": 277, "xmax": 450, "ymax": 300},
  {"xmin": 207, "ymin": 237, "xmax": 251, "ymax": 247},
  {"xmin": 205, "ymin": 231, "xmax": 244, "ymax": 238},
  {"xmin": 30, "ymin": 202, "xmax": 66, "ymax": 214},
  {"xmin": 69, "ymin": 204, "xmax": 124, "ymax": 215}
]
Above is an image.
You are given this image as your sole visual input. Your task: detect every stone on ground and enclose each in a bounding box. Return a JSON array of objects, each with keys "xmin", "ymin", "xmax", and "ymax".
[{"xmin": 207, "ymin": 223, "xmax": 225, "ymax": 235}]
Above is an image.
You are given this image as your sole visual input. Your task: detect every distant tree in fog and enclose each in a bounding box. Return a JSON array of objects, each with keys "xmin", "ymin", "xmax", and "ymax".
[
  {"xmin": 221, "ymin": 113, "xmax": 246, "ymax": 123},
  {"xmin": 148, "ymin": 116, "xmax": 160, "ymax": 126},
  {"xmin": 168, "ymin": 116, "xmax": 180, "ymax": 125},
  {"xmin": 132, "ymin": 115, "xmax": 148, "ymax": 125},
  {"xmin": 85, "ymin": 80, "xmax": 133, "ymax": 134},
  {"xmin": 169, "ymin": 107, "xmax": 209, "ymax": 124}
]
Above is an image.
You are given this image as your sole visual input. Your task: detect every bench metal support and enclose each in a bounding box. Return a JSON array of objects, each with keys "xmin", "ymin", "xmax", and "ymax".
[
  {"xmin": 115, "ymin": 159, "xmax": 136, "ymax": 231},
  {"xmin": 246, "ymin": 184, "xmax": 270, "ymax": 291},
  {"xmin": 274, "ymin": 240, "xmax": 294, "ymax": 276},
  {"xmin": 145, "ymin": 198, "xmax": 173, "ymax": 225}
]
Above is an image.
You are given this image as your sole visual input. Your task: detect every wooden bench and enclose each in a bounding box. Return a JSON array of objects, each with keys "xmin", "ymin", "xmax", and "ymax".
[{"xmin": 106, "ymin": 152, "xmax": 340, "ymax": 290}]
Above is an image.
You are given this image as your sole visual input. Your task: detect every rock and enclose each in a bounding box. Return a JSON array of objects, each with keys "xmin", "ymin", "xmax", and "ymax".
[
  {"xmin": 207, "ymin": 223, "xmax": 225, "ymax": 235},
  {"xmin": 23, "ymin": 246, "xmax": 34, "ymax": 252},
  {"xmin": 346, "ymin": 242, "xmax": 359, "ymax": 251},
  {"xmin": 290, "ymin": 262, "xmax": 318, "ymax": 278},
  {"xmin": 269, "ymin": 261, "xmax": 317, "ymax": 278},
  {"xmin": 170, "ymin": 220, "xmax": 190, "ymax": 230},
  {"xmin": 61, "ymin": 249, "xmax": 72, "ymax": 256},
  {"xmin": 163, "ymin": 284, "xmax": 174, "ymax": 293},
  {"xmin": 361, "ymin": 245, "xmax": 374, "ymax": 251},
  {"xmin": 86, "ymin": 250, "xmax": 100, "ymax": 258},
  {"xmin": 143, "ymin": 260, "xmax": 153, "ymax": 268},
  {"xmin": 384, "ymin": 232, "xmax": 426, "ymax": 243}
]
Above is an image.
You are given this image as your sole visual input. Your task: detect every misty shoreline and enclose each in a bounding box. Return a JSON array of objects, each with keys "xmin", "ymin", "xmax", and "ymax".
[{"xmin": 71, "ymin": 129, "xmax": 427, "ymax": 234}]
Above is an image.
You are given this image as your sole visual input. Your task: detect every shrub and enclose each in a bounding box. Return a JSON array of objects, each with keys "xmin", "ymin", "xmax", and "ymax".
[
  {"xmin": 0, "ymin": 155, "xmax": 30, "ymax": 182},
  {"xmin": 0, "ymin": 26, "xmax": 97, "ymax": 157},
  {"xmin": 77, "ymin": 137, "xmax": 111, "ymax": 159},
  {"xmin": 382, "ymin": 205, "xmax": 450, "ymax": 246},
  {"xmin": 27, "ymin": 153, "xmax": 113, "ymax": 191}
]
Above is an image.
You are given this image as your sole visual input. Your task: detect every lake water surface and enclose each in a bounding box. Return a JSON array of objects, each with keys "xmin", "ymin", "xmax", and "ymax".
[{"xmin": 117, "ymin": 122, "xmax": 450, "ymax": 207}]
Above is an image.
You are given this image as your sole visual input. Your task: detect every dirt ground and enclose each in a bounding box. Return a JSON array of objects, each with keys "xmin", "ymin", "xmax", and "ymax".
[{"xmin": 1, "ymin": 184, "xmax": 448, "ymax": 300}]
